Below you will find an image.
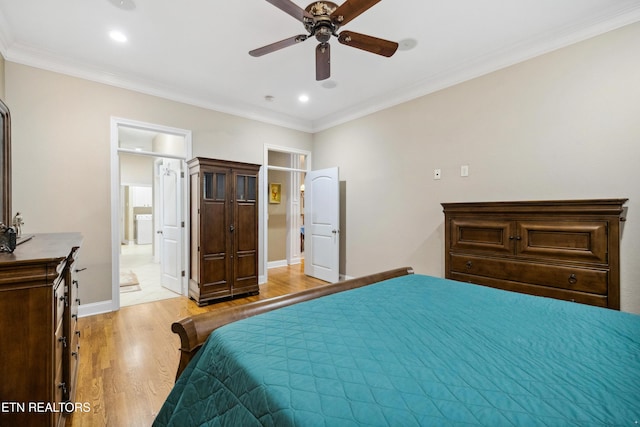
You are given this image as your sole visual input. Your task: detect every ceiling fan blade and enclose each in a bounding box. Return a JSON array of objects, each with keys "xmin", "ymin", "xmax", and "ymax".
[
  {"xmin": 330, "ymin": 0, "xmax": 381, "ymax": 27},
  {"xmin": 316, "ymin": 43, "xmax": 331, "ymax": 81},
  {"xmin": 337, "ymin": 31, "xmax": 398, "ymax": 57},
  {"xmin": 265, "ymin": 0, "xmax": 313, "ymax": 22},
  {"xmin": 249, "ymin": 35, "xmax": 308, "ymax": 57}
]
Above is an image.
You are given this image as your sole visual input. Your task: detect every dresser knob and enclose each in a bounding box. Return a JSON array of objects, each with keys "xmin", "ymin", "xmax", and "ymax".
[
  {"xmin": 568, "ymin": 274, "xmax": 578, "ymax": 285},
  {"xmin": 465, "ymin": 261, "xmax": 473, "ymax": 269}
]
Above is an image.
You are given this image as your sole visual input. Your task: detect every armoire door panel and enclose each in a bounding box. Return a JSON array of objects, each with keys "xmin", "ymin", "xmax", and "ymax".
[
  {"xmin": 236, "ymin": 202, "xmax": 257, "ymax": 251},
  {"xmin": 201, "ymin": 201, "xmax": 227, "ymax": 255},
  {"xmin": 201, "ymin": 256, "xmax": 229, "ymax": 291},
  {"xmin": 235, "ymin": 252, "xmax": 257, "ymax": 279}
]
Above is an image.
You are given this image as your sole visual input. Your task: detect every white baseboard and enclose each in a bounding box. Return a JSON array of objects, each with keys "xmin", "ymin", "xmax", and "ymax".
[
  {"xmin": 267, "ymin": 260, "xmax": 288, "ymax": 269},
  {"xmin": 78, "ymin": 300, "xmax": 115, "ymax": 318}
]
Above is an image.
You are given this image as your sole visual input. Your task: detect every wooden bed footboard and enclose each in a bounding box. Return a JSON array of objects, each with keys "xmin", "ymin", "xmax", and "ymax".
[{"xmin": 171, "ymin": 266, "xmax": 414, "ymax": 380}]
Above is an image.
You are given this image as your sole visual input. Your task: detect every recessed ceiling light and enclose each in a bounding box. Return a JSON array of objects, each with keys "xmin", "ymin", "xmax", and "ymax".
[
  {"xmin": 108, "ymin": 0, "xmax": 136, "ymax": 11},
  {"xmin": 109, "ymin": 30, "xmax": 128, "ymax": 43},
  {"xmin": 298, "ymin": 94, "xmax": 310, "ymax": 103},
  {"xmin": 321, "ymin": 80, "xmax": 338, "ymax": 89}
]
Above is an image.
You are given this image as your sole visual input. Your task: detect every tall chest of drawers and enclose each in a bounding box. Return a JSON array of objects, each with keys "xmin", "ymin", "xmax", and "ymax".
[
  {"xmin": 0, "ymin": 233, "xmax": 83, "ymax": 427},
  {"xmin": 442, "ymin": 200, "xmax": 627, "ymax": 309}
]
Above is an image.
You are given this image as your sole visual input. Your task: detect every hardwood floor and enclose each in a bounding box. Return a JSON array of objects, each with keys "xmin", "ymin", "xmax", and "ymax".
[{"xmin": 67, "ymin": 264, "xmax": 327, "ymax": 427}]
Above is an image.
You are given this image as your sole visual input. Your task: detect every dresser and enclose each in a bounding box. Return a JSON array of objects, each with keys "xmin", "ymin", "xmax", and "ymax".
[
  {"xmin": 188, "ymin": 158, "xmax": 260, "ymax": 305},
  {"xmin": 442, "ymin": 200, "xmax": 627, "ymax": 309},
  {"xmin": 0, "ymin": 233, "xmax": 83, "ymax": 427}
]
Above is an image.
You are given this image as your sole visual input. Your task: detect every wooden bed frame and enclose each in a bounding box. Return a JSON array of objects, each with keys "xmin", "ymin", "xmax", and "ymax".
[{"xmin": 171, "ymin": 266, "xmax": 414, "ymax": 380}]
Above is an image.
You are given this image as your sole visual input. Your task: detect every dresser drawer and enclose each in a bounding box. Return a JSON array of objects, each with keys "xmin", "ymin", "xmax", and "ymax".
[{"xmin": 450, "ymin": 254, "xmax": 608, "ymax": 294}]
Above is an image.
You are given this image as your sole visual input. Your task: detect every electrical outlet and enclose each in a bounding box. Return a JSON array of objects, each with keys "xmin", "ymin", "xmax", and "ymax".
[
  {"xmin": 461, "ymin": 165, "xmax": 469, "ymax": 177},
  {"xmin": 434, "ymin": 169, "xmax": 441, "ymax": 180}
]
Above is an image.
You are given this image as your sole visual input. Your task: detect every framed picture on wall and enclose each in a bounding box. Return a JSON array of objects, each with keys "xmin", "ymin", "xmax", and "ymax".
[{"xmin": 269, "ymin": 183, "xmax": 281, "ymax": 204}]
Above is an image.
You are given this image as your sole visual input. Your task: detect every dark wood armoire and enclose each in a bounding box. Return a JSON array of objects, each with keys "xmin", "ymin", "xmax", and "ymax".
[{"xmin": 188, "ymin": 158, "xmax": 260, "ymax": 305}]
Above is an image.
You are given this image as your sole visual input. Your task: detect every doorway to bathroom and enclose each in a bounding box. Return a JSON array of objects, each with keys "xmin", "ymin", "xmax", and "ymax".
[{"xmin": 110, "ymin": 118, "xmax": 192, "ymax": 310}]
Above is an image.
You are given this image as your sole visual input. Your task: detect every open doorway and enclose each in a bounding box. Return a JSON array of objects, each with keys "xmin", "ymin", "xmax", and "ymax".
[
  {"xmin": 110, "ymin": 118, "xmax": 192, "ymax": 310},
  {"xmin": 264, "ymin": 146, "xmax": 309, "ymax": 280}
]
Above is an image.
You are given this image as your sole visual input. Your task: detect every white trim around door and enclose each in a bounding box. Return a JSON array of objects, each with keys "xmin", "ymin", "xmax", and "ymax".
[
  {"xmin": 107, "ymin": 117, "xmax": 192, "ymax": 313},
  {"xmin": 262, "ymin": 144, "xmax": 311, "ymax": 284}
]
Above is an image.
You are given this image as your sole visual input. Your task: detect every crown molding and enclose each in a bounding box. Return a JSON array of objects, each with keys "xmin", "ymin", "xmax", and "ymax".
[
  {"xmin": 311, "ymin": 4, "xmax": 640, "ymax": 132},
  {"xmin": 2, "ymin": 40, "xmax": 315, "ymax": 133},
  {"xmin": 2, "ymin": 5, "xmax": 639, "ymax": 134}
]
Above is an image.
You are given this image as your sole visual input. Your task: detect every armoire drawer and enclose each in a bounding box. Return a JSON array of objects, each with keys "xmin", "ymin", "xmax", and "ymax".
[{"xmin": 450, "ymin": 254, "xmax": 608, "ymax": 295}]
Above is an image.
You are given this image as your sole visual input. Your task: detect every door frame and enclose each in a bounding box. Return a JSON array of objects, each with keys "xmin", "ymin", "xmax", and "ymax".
[
  {"xmin": 110, "ymin": 117, "xmax": 192, "ymax": 311},
  {"xmin": 261, "ymin": 144, "xmax": 311, "ymax": 284}
]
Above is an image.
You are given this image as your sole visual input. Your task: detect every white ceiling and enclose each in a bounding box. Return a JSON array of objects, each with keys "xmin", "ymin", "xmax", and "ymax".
[{"xmin": 0, "ymin": 0, "xmax": 639, "ymax": 132}]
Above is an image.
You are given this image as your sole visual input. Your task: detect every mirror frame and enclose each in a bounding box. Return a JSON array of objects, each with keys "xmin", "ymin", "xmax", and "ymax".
[{"xmin": 0, "ymin": 98, "xmax": 11, "ymax": 227}]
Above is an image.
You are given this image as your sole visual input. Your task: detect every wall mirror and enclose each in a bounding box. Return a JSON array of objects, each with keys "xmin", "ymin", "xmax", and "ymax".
[{"xmin": 0, "ymin": 98, "xmax": 11, "ymax": 227}]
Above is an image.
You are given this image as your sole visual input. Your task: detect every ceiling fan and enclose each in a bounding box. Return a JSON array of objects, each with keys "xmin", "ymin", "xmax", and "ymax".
[{"xmin": 249, "ymin": 0, "xmax": 398, "ymax": 81}]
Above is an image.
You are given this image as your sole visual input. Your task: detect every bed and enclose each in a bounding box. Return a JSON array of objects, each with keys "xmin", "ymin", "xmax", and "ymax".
[{"xmin": 154, "ymin": 267, "xmax": 640, "ymax": 426}]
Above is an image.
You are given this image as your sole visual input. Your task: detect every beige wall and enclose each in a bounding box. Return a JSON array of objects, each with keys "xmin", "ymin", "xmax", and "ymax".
[
  {"xmin": 313, "ymin": 22, "xmax": 640, "ymax": 313},
  {"xmin": 5, "ymin": 63, "xmax": 313, "ymax": 305}
]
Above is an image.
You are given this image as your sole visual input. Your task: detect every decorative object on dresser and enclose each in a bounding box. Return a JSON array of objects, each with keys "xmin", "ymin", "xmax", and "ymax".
[
  {"xmin": 0, "ymin": 221, "xmax": 16, "ymax": 252},
  {"xmin": 0, "ymin": 232, "xmax": 84, "ymax": 427},
  {"xmin": 442, "ymin": 199, "xmax": 627, "ymax": 309},
  {"xmin": 188, "ymin": 158, "xmax": 260, "ymax": 306}
]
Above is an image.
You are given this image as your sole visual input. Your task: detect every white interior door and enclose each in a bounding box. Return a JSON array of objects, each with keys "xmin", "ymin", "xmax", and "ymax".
[
  {"xmin": 160, "ymin": 159, "xmax": 182, "ymax": 294},
  {"xmin": 304, "ymin": 167, "xmax": 339, "ymax": 282}
]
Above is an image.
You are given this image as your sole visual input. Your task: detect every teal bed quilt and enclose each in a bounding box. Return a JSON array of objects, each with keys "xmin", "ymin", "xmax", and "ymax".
[{"xmin": 154, "ymin": 274, "xmax": 640, "ymax": 426}]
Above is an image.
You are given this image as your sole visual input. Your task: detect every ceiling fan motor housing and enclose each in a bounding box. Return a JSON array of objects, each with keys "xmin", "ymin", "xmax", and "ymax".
[{"xmin": 305, "ymin": 1, "xmax": 340, "ymax": 42}]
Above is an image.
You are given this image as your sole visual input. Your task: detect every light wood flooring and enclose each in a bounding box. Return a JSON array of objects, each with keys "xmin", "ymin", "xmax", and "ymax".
[{"xmin": 67, "ymin": 263, "xmax": 327, "ymax": 427}]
